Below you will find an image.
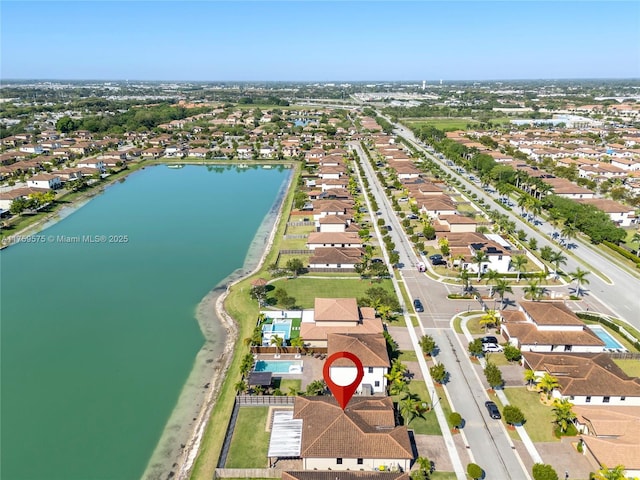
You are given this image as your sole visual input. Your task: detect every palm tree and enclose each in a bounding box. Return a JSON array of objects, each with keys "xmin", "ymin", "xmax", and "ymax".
[
  {"xmin": 270, "ymin": 334, "xmax": 284, "ymax": 355},
  {"xmin": 290, "ymin": 336, "xmax": 305, "ymax": 355},
  {"xmin": 484, "ymin": 269, "xmax": 500, "ymax": 296},
  {"xmin": 399, "ymin": 393, "xmax": 425, "ymax": 426},
  {"xmin": 472, "ymin": 250, "xmax": 489, "ymax": 281},
  {"xmin": 538, "ymin": 372, "xmax": 560, "ymax": 399},
  {"xmin": 552, "ymin": 398, "xmax": 576, "ymax": 433},
  {"xmin": 479, "ymin": 309, "xmax": 499, "ymax": 332},
  {"xmin": 548, "ymin": 250, "xmax": 567, "ymax": 279},
  {"xmin": 570, "ymin": 268, "xmax": 590, "ymax": 296},
  {"xmin": 524, "ymin": 279, "xmax": 545, "ymax": 301},
  {"xmin": 415, "ymin": 456, "xmax": 432, "ymax": 476},
  {"xmin": 593, "ymin": 465, "xmax": 627, "ymax": 480},
  {"xmin": 524, "ymin": 369, "xmax": 537, "ymax": 390},
  {"xmin": 560, "ymin": 222, "xmax": 578, "ymax": 247},
  {"xmin": 631, "ymin": 232, "xmax": 640, "ymax": 257},
  {"xmin": 459, "ymin": 269, "xmax": 472, "ymax": 294},
  {"xmin": 493, "ymin": 279, "xmax": 513, "ymax": 310},
  {"xmin": 511, "ymin": 254, "xmax": 528, "ymax": 282},
  {"xmin": 234, "ymin": 380, "xmax": 247, "ymax": 395}
]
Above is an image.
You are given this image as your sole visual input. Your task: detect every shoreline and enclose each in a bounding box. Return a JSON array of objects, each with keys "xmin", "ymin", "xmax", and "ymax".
[{"xmin": 141, "ymin": 170, "xmax": 293, "ymax": 480}]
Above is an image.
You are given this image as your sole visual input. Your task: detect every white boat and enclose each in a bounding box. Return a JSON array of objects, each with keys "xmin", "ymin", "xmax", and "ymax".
[
  {"xmin": 167, "ymin": 164, "xmax": 184, "ymax": 169},
  {"xmin": 262, "ymin": 165, "xmax": 272, "ymax": 169}
]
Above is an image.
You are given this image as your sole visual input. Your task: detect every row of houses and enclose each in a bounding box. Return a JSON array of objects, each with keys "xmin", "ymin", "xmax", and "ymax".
[{"xmin": 497, "ymin": 301, "xmax": 640, "ymax": 476}]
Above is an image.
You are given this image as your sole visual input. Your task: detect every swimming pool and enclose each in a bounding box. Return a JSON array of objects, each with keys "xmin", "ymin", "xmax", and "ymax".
[
  {"xmin": 589, "ymin": 325, "xmax": 627, "ymax": 351},
  {"xmin": 261, "ymin": 318, "xmax": 292, "ymax": 340},
  {"xmin": 254, "ymin": 360, "xmax": 303, "ymax": 374}
]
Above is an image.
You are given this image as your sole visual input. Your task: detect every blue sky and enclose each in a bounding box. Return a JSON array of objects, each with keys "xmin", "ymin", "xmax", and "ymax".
[{"xmin": 2, "ymin": 1, "xmax": 639, "ymax": 81}]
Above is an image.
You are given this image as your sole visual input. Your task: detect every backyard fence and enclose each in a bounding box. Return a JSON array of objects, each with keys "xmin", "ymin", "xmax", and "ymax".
[
  {"xmin": 215, "ymin": 468, "xmax": 280, "ymax": 478},
  {"xmin": 236, "ymin": 395, "xmax": 295, "ymax": 406}
]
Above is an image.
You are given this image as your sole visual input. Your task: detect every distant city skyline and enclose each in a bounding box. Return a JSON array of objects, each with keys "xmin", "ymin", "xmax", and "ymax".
[{"xmin": 2, "ymin": 1, "xmax": 639, "ymax": 81}]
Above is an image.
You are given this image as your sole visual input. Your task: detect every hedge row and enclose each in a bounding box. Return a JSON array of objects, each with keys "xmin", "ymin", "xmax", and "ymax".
[{"xmin": 603, "ymin": 240, "xmax": 640, "ymax": 267}]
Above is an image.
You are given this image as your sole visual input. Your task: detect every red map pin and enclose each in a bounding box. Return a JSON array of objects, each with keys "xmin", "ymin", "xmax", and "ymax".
[{"xmin": 322, "ymin": 351, "xmax": 364, "ymax": 410}]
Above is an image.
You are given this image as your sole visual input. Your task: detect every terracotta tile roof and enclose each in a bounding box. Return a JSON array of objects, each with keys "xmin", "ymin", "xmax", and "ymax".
[
  {"xmin": 314, "ymin": 298, "xmax": 360, "ymax": 322},
  {"xmin": 575, "ymin": 406, "xmax": 640, "ymax": 469},
  {"xmin": 520, "ymin": 301, "xmax": 586, "ymax": 326},
  {"xmin": 307, "ymin": 232, "xmax": 362, "ymax": 246},
  {"xmin": 293, "ymin": 397, "xmax": 413, "ymax": 460},
  {"xmin": 310, "ymin": 248, "xmax": 363, "ymax": 265},
  {"xmin": 327, "ymin": 333, "xmax": 390, "ymax": 368},
  {"xmin": 318, "ymin": 215, "xmax": 348, "ymax": 225},
  {"xmin": 522, "ymin": 352, "xmax": 640, "ymax": 397},
  {"xmin": 283, "ymin": 472, "xmax": 409, "ymax": 480},
  {"xmin": 301, "ymin": 315, "xmax": 382, "ymax": 342},
  {"xmin": 502, "ymin": 321, "xmax": 604, "ymax": 347}
]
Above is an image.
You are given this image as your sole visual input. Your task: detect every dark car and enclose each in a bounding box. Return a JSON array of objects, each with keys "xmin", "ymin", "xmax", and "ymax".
[
  {"xmin": 429, "ymin": 254, "xmax": 446, "ymax": 266},
  {"xmin": 481, "ymin": 336, "xmax": 498, "ymax": 344},
  {"xmin": 485, "ymin": 401, "xmax": 501, "ymax": 419},
  {"xmin": 413, "ymin": 299, "xmax": 424, "ymax": 313}
]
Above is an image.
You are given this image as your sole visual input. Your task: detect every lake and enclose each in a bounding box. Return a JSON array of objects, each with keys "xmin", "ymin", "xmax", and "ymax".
[{"xmin": 0, "ymin": 164, "xmax": 290, "ymax": 480}]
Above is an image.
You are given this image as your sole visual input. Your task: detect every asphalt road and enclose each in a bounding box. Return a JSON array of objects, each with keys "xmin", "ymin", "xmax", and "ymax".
[
  {"xmin": 352, "ymin": 141, "xmax": 530, "ymax": 479},
  {"xmin": 390, "ymin": 123, "xmax": 640, "ymax": 329}
]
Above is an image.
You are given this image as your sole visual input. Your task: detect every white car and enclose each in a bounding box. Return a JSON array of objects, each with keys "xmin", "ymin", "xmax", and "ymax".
[{"xmin": 482, "ymin": 343, "xmax": 503, "ymax": 353}]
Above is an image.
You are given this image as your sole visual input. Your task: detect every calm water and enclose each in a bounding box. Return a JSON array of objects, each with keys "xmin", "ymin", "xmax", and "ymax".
[{"xmin": 0, "ymin": 164, "xmax": 290, "ymax": 480}]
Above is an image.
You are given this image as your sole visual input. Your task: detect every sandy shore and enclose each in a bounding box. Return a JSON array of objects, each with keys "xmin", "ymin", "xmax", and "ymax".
[{"xmin": 141, "ymin": 171, "xmax": 292, "ymax": 480}]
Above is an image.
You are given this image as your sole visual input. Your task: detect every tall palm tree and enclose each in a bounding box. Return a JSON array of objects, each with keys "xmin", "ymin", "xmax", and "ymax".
[
  {"xmin": 549, "ymin": 250, "xmax": 567, "ymax": 278},
  {"xmin": 552, "ymin": 398, "xmax": 576, "ymax": 433},
  {"xmin": 511, "ymin": 254, "xmax": 528, "ymax": 282},
  {"xmin": 524, "ymin": 369, "xmax": 537, "ymax": 389},
  {"xmin": 631, "ymin": 232, "xmax": 640, "ymax": 257},
  {"xmin": 479, "ymin": 309, "xmax": 499, "ymax": 332},
  {"xmin": 459, "ymin": 269, "xmax": 472, "ymax": 294},
  {"xmin": 399, "ymin": 393, "xmax": 425, "ymax": 426},
  {"xmin": 560, "ymin": 222, "xmax": 578, "ymax": 247},
  {"xmin": 484, "ymin": 269, "xmax": 500, "ymax": 296},
  {"xmin": 472, "ymin": 250, "xmax": 489, "ymax": 281},
  {"xmin": 493, "ymin": 279, "xmax": 513, "ymax": 310},
  {"xmin": 290, "ymin": 336, "xmax": 305, "ymax": 354},
  {"xmin": 524, "ymin": 279, "xmax": 545, "ymax": 301},
  {"xmin": 570, "ymin": 268, "xmax": 590, "ymax": 296},
  {"xmin": 538, "ymin": 372, "xmax": 560, "ymax": 399},
  {"xmin": 270, "ymin": 334, "xmax": 284, "ymax": 355},
  {"xmin": 593, "ymin": 465, "xmax": 627, "ymax": 480}
]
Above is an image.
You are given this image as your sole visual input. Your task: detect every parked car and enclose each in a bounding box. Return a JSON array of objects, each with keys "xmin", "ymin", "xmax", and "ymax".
[
  {"xmin": 429, "ymin": 254, "xmax": 446, "ymax": 266},
  {"xmin": 482, "ymin": 343, "xmax": 503, "ymax": 353},
  {"xmin": 485, "ymin": 401, "xmax": 501, "ymax": 419},
  {"xmin": 413, "ymin": 298, "xmax": 424, "ymax": 313},
  {"xmin": 481, "ymin": 336, "xmax": 498, "ymax": 344}
]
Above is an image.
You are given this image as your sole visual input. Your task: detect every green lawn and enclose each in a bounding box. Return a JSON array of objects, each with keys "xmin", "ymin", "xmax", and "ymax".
[
  {"xmin": 268, "ymin": 277, "xmax": 396, "ymax": 309},
  {"xmin": 404, "ymin": 118, "xmax": 479, "ymax": 131},
  {"xmin": 393, "ymin": 381, "xmax": 441, "ymax": 435},
  {"xmin": 274, "ymin": 378, "xmax": 301, "ymax": 394},
  {"xmin": 613, "ymin": 359, "xmax": 640, "ymax": 378},
  {"xmin": 225, "ymin": 407, "xmax": 270, "ymax": 467},
  {"xmin": 503, "ymin": 387, "xmax": 558, "ymax": 442},
  {"xmin": 399, "ymin": 350, "xmax": 419, "ymax": 362},
  {"xmin": 430, "ymin": 472, "xmax": 457, "ymax": 480}
]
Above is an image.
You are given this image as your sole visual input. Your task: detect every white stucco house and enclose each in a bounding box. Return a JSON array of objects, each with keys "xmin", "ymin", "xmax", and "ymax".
[{"xmin": 327, "ymin": 333, "xmax": 390, "ymax": 394}]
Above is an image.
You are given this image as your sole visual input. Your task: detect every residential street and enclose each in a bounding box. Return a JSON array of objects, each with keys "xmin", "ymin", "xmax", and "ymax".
[
  {"xmin": 353, "ymin": 141, "xmax": 532, "ymax": 479},
  {"xmin": 390, "ymin": 122, "xmax": 640, "ymax": 329}
]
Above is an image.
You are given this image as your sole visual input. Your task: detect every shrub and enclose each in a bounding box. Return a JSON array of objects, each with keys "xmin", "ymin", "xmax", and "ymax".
[
  {"xmin": 503, "ymin": 405, "xmax": 525, "ymax": 425},
  {"xmin": 484, "ymin": 362, "xmax": 503, "ymax": 389},
  {"xmin": 449, "ymin": 412, "xmax": 463, "ymax": 429},
  {"xmin": 468, "ymin": 338, "xmax": 483, "ymax": 357},
  {"xmin": 419, "ymin": 334, "xmax": 437, "ymax": 356},
  {"xmin": 429, "ymin": 363, "xmax": 447, "ymax": 384},
  {"xmin": 503, "ymin": 344, "xmax": 522, "ymax": 362},
  {"xmin": 467, "ymin": 463, "xmax": 483, "ymax": 480},
  {"xmin": 532, "ymin": 463, "xmax": 558, "ymax": 480}
]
